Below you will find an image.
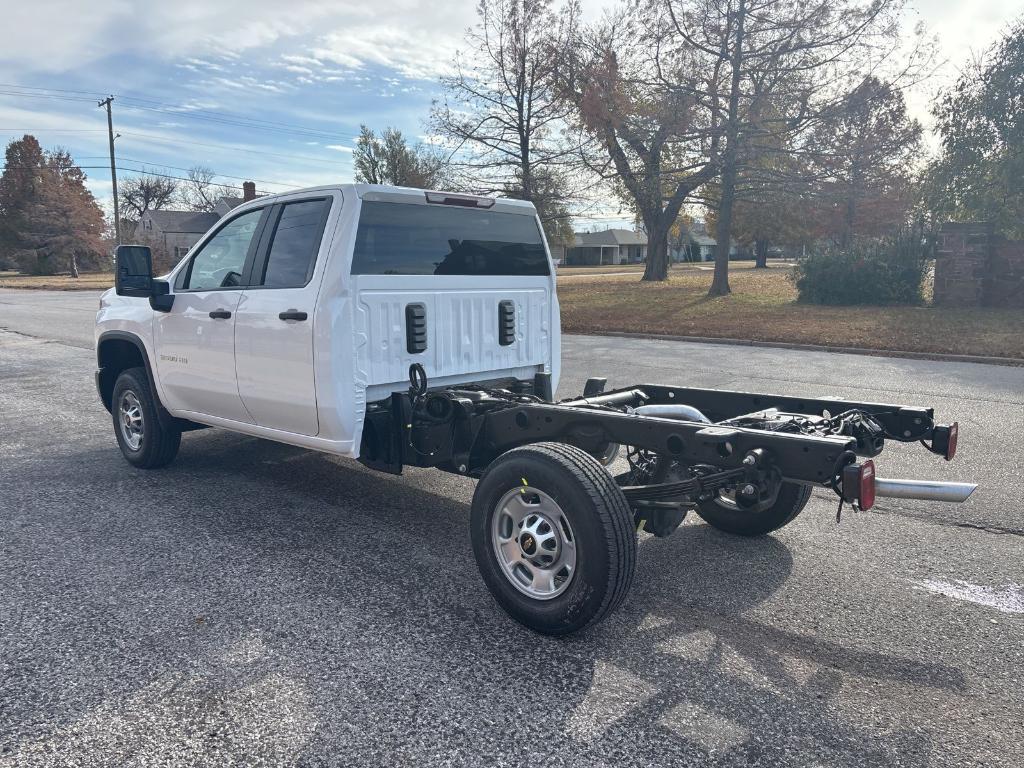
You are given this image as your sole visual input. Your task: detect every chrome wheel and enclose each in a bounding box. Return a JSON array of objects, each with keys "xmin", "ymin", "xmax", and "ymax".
[
  {"xmin": 119, "ymin": 390, "xmax": 144, "ymax": 451},
  {"xmin": 491, "ymin": 487, "xmax": 577, "ymax": 600}
]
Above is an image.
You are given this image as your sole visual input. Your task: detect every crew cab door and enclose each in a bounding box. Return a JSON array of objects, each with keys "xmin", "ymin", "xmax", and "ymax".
[
  {"xmin": 155, "ymin": 206, "xmax": 269, "ymax": 423},
  {"xmin": 233, "ymin": 196, "xmax": 335, "ymax": 436}
]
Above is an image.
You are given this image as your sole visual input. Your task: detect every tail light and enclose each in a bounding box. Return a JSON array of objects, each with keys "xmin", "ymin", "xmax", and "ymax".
[
  {"xmin": 842, "ymin": 459, "xmax": 876, "ymax": 510},
  {"xmin": 944, "ymin": 422, "xmax": 958, "ymax": 461},
  {"xmin": 929, "ymin": 422, "xmax": 959, "ymax": 461}
]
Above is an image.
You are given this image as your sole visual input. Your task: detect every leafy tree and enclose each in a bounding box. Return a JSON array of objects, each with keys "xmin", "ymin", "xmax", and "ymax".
[
  {"xmin": 353, "ymin": 126, "xmax": 450, "ymax": 189},
  {"xmin": 0, "ymin": 135, "xmax": 46, "ymax": 265},
  {"xmin": 928, "ymin": 18, "xmax": 1024, "ymax": 237},
  {"xmin": 807, "ymin": 76, "xmax": 922, "ymax": 245},
  {"xmin": 118, "ymin": 171, "xmax": 178, "ymax": 224},
  {"xmin": 432, "ymin": 0, "xmax": 578, "ymax": 246},
  {"xmin": 0, "ymin": 141, "xmax": 105, "ymax": 276}
]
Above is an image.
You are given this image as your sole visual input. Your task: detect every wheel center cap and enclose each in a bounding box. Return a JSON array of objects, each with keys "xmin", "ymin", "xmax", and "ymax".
[{"xmin": 520, "ymin": 533, "xmax": 537, "ymax": 555}]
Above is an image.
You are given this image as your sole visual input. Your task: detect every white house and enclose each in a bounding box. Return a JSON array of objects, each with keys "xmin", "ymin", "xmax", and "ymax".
[{"xmin": 563, "ymin": 229, "xmax": 648, "ymax": 266}]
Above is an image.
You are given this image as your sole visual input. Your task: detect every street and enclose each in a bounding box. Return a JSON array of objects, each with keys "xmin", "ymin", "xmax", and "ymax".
[{"xmin": 1, "ymin": 289, "xmax": 1022, "ymax": 767}]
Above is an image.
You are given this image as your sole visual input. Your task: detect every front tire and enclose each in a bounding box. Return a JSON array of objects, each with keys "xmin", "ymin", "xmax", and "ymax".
[
  {"xmin": 470, "ymin": 442, "xmax": 636, "ymax": 635},
  {"xmin": 695, "ymin": 481, "xmax": 813, "ymax": 537},
  {"xmin": 111, "ymin": 367, "xmax": 181, "ymax": 469}
]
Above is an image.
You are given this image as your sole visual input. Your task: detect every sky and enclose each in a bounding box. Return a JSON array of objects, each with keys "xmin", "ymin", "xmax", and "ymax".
[{"xmin": 1, "ymin": 0, "xmax": 1020, "ymax": 229}]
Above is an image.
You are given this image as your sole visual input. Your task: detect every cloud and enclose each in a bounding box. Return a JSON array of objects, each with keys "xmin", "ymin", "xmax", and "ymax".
[
  {"xmin": 325, "ymin": 144, "xmax": 353, "ymax": 153},
  {"xmin": 1, "ymin": 1, "xmax": 475, "ymax": 80}
]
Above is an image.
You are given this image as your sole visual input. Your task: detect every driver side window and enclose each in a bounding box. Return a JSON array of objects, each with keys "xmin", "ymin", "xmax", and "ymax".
[{"xmin": 182, "ymin": 208, "xmax": 264, "ymax": 291}]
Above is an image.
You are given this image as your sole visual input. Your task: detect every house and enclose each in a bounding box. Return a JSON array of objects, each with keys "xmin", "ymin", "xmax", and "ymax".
[
  {"xmin": 684, "ymin": 232, "xmax": 718, "ymax": 261},
  {"xmin": 133, "ymin": 181, "xmax": 258, "ymax": 260},
  {"xmin": 135, "ymin": 210, "xmax": 221, "ymax": 262},
  {"xmin": 563, "ymin": 229, "xmax": 648, "ymax": 266}
]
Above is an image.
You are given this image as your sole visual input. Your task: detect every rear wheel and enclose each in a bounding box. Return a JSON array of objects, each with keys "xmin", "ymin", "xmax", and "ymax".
[
  {"xmin": 695, "ymin": 481, "xmax": 813, "ymax": 537},
  {"xmin": 470, "ymin": 442, "xmax": 636, "ymax": 635},
  {"xmin": 111, "ymin": 367, "xmax": 181, "ymax": 469}
]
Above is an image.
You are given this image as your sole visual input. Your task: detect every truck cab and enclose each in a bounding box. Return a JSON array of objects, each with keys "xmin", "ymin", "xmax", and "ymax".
[{"xmin": 96, "ymin": 184, "xmax": 560, "ymax": 460}]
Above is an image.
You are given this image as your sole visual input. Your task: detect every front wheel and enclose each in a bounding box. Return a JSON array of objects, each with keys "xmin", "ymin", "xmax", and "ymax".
[
  {"xmin": 695, "ymin": 481, "xmax": 813, "ymax": 537},
  {"xmin": 470, "ymin": 442, "xmax": 637, "ymax": 635},
  {"xmin": 111, "ymin": 367, "xmax": 181, "ymax": 469}
]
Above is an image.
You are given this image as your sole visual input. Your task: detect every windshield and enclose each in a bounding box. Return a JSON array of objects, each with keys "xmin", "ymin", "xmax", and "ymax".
[{"xmin": 351, "ymin": 201, "xmax": 550, "ymax": 276}]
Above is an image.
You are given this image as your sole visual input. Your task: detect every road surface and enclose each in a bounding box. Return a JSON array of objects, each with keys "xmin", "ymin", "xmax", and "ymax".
[{"xmin": 1, "ymin": 288, "xmax": 1021, "ymax": 766}]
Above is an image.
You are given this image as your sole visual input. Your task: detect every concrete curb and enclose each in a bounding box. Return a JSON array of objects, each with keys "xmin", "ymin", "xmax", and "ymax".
[{"xmin": 572, "ymin": 330, "xmax": 1024, "ymax": 368}]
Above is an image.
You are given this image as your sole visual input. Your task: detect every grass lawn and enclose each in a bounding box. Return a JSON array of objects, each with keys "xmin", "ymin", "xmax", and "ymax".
[
  {"xmin": 557, "ymin": 265, "xmax": 1024, "ymax": 360},
  {"xmin": 2, "ymin": 265, "xmax": 1019, "ymax": 359},
  {"xmin": 0, "ymin": 271, "xmax": 114, "ymax": 290}
]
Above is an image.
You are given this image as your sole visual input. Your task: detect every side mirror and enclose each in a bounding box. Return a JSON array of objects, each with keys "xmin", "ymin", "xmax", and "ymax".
[{"xmin": 115, "ymin": 244, "xmax": 153, "ymax": 297}]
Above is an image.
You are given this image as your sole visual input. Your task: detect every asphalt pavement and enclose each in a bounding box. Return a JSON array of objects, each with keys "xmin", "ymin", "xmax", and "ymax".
[{"xmin": 1, "ymin": 288, "xmax": 1022, "ymax": 767}]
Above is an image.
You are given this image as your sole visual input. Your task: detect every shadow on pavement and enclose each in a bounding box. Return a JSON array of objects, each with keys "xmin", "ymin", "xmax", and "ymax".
[{"xmin": 1, "ymin": 430, "xmax": 969, "ymax": 766}]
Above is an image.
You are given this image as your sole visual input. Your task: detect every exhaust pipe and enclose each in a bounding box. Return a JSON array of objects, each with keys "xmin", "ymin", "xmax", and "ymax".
[{"xmin": 874, "ymin": 477, "xmax": 977, "ymax": 503}]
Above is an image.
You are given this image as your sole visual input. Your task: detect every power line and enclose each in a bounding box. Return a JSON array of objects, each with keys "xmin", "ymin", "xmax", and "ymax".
[
  {"xmin": 0, "ymin": 83, "xmax": 362, "ymax": 142},
  {"xmin": 0, "ymin": 128, "xmax": 106, "ymax": 132},
  {"xmin": 116, "ymin": 130, "xmax": 353, "ymax": 166},
  {"xmin": 0, "ymin": 126, "xmax": 354, "ymax": 166},
  {"xmin": 76, "ymin": 156, "xmax": 300, "ymax": 188},
  {"xmin": 76, "ymin": 165, "xmax": 282, "ymax": 195}
]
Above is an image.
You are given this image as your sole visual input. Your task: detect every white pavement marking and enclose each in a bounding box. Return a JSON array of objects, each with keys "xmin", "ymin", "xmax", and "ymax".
[{"xmin": 912, "ymin": 579, "xmax": 1024, "ymax": 613}]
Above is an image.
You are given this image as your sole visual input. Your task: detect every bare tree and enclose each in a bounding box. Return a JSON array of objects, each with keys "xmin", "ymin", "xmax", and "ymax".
[
  {"xmin": 653, "ymin": 0, "xmax": 925, "ymax": 294},
  {"xmin": 557, "ymin": 5, "xmax": 720, "ymax": 280},
  {"xmin": 118, "ymin": 171, "xmax": 177, "ymax": 223},
  {"xmin": 432, "ymin": 0, "xmax": 579, "ymax": 245},
  {"xmin": 178, "ymin": 166, "xmax": 232, "ymax": 213}
]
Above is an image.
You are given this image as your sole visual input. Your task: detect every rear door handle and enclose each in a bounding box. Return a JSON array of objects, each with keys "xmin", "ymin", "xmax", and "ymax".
[
  {"xmin": 279, "ymin": 310, "xmax": 308, "ymax": 321},
  {"xmin": 209, "ymin": 309, "xmax": 231, "ymax": 319}
]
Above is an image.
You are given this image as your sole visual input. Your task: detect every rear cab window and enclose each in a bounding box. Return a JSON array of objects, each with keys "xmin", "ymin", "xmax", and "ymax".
[
  {"xmin": 351, "ymin": 201, "xmax": 549, "ymax": 276},
  {"xmin": 255, "ymin": 198, "xmax": 333, "ymax": 288}
]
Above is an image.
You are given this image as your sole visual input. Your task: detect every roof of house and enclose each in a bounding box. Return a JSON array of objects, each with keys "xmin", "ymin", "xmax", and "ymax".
[
  {"xmin": 142, "ymin": 210, "xmax": 220, "ymax": 234},
  {"xmin": 217, "ymin": 196, "xmax": 243, "ymax": 209},
  {"xmin": 688, "ymin": 233, "xmax": 717, "ymax": 247},
  {"xmin": 571, "ymin": 228, "xmax": 648, "ymax": 247}
]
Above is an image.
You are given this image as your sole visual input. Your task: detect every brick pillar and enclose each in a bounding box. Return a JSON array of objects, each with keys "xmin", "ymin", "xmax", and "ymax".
[{"xmin": 934, "ymin": 222, "xmax": 991, "ymax": 307}]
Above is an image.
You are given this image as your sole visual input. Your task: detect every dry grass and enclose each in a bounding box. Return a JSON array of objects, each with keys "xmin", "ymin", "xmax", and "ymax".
[
  {"xmin": 2, "ymin": 266, "xmax": 1018, "ymax": 359},
  {"xmin": 555, "ymin": 261, "xmax": 781, "ymax": 277},
  {"xmin": 0, "ymin": 271, "xmax": 114, "ymax": 290},
  {"xmin": 558, "ymin": 266, "xmax": 1024, "ymax": 359}
]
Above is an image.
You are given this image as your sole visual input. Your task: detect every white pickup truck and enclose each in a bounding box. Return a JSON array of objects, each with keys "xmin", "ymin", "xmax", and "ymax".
[{"xmin": 96, "ymin": 183, "xmax": 974, "ymax": 635}]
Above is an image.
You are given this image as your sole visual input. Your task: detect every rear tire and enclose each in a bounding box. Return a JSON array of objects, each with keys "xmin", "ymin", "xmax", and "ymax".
[
  {"xmin": 695, "ymin": 481, "xmax": 812, "ymax": 537},
  {"xmin": 111, "ymin": 367, "xmax": 181, "ymax": 469},
  {"xmin": 470, "ymin": 442, "xmax": 636, "ymax": 635}
]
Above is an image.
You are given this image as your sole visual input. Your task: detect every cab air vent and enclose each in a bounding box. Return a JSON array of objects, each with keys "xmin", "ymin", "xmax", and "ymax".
[
  {"xmin": 405, "ymin": 303, "xmax": 427, "ymax": 354},
  {"xmin": 498, "ymin": 300, "xmax": 516, "ymax": 346}
]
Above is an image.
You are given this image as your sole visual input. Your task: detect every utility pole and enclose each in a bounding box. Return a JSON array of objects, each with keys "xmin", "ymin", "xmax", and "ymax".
[{"xmin": 98, "ymin": 96, "xmax": 120, "ymax": 243}]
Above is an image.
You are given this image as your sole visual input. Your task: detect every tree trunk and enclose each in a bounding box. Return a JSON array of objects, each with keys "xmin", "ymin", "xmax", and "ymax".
[
  {"xmin": 69, "ymin": 252, "xmax": 79, "ymax": 278},
  {"xmin": 754, "ymin": 238, "xmax": 768, "ymax": 268},
  {"xmin": 707, "ymin": 0, "xmax": 745, "ymax": 298},
  {"xmin": 842, "ymin": 192, "xmax": 857, "ymax": 249},
  {"xmin": 642, "ymin": 223, "xmax": 669, "ymax": 281}
]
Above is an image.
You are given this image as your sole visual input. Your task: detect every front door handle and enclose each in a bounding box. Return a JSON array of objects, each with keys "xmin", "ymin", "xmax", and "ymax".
[
  {"xmin": 279, "ymin": 310, "xmax": 308, "ymax": 321},
  {"xmin": 209, "ymin": 309, "xmax": 231, "ymax": 319}
]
